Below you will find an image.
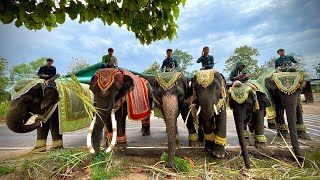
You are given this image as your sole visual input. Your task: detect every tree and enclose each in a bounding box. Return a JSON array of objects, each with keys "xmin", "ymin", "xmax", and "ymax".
[
  {"xmin": 0, "ymin": 0, "xmax": 186, "ymax": 45},
  {"xmin": 142, "ymin": 60, "xmax": 160, "ymax": 75},
  {"xmin": 260, "ymin": 57, "xmax": 277, "ymax": 72},
  {"xmin": 68, "ymin": 57, "xmax": 90, "ymax": 73},
  {"xmin": 172, "ymin": 49, "xmax": 193, "ymax": 75},
  {"xmin": 0, "ymin": 57, "xmax": 9, "ymax": 102},
  {"xmin": 224, "ymin": 45, "xmax": 261, "ymax": 79},
  {"xmin": 9, "ymin": 57, "xmax": 47, "ymax": 84}
]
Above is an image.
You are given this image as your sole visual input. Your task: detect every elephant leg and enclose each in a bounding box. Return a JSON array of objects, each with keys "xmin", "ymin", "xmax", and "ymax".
[
  {"xmin": 252, "ymin": 111, "xmax": 267, "ymax": 149},
  {"xmin": 104, "ymin": 115, "xmax": 113, "ymax": 146},
  {"xmin": 34, "ymin": 121, "xmax": 50, "ymax": 152},
  {"xmin": 212, "ymin": 109, "xmax": 227, "ymax": 158},
  {"xmin": 115, "ymin": 106, "xmax": 127, "ymax": 150},
  {"xmin": 49, "ymin": 112, "xmax": 63, "ymax": 149},
  {"xmin": 92, "ymin": 117, "xmax": 104, "ymax": 154},
  {"xmin": 276, "ymin": 108, "xmax": 289, "ymax": 139},
  {"xmin": 180, "ymin": 106, "xmax": 202, "ymax": 147},
  {"xmin": 296, "ymin": 100, "xmax": 310, "ymax": 140},
  {"xmin": 141, "ymin": 118, "xmax": 151, "ymax": 136}
]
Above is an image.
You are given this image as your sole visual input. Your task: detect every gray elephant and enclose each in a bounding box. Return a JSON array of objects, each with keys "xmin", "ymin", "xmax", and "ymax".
[
  {"xmin": 152, "ymin": 71, "xmax": 200, "ymax": 168},
  {"xmin": 88, "ymin": 68, "xmax": 153, "ymax": 154},
  {"xmin": 6, "ymin": 75, "xmax": 93, "ymax": 150},
  {"xmin": 263, "ymin": 71, "xmax": 310, "ymax": 161},
  {"xmin": 228, "ymin": 82, "xmax": 271, "ymax": 169},
  {"xmin": 191, "ymin": 69, "xmax": 227, "ymax": 158}
]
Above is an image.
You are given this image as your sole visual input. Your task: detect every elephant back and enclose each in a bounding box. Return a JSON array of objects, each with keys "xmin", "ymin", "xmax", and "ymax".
[
  {"xmin": 155, "ymin": 71, "xmax": 182, "ymax": 91},
  {"xmin": 228, "ymin": 85, "xmax": 254, "ymax": 104},
  {"xmin": 271, "ymin": 72, "xmax": 304, "ymax": 95}
]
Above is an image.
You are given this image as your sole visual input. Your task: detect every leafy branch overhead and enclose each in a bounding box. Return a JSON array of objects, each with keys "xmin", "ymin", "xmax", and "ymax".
[{"xmin": 0, "ymin": 0, "xmax": 186, "ymax": 44}]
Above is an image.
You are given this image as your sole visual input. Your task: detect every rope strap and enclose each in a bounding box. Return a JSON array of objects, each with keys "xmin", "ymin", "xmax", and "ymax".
[
  {"xmin": 296, "ymin": 124, "xmax": 306, "ymax": 132},
  {"xmin": 35, "ymin": 139, "xmax": 46, "ymax": 148},
  {"xmin": 276, "ymin": 123, "xmax": 289, "ymax": 131},
  {"xmin": 188, "ymin": 133, "xmax": 199, "ymax": 142}
]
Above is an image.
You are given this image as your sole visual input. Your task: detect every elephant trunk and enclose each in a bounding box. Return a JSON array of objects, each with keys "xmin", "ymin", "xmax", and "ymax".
[
  {"xmin": 282, "ymin": 96, "xmax": 303, "ymax": 160},
  {"xmin": 234, "ymin": 111, "xmax": 250, "ymax": 169},
  {"xmin": 6, "ymin": 104, "xmax": 40, "ymax": 133},
  {"xmin": 162, "ymin": 95, "xmax": 179, "ymax": 168}
]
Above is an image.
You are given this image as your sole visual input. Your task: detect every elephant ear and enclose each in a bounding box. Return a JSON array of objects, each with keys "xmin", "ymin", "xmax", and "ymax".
[
  {"xmin": 89, "ymin": 75, "xmax": 99, "ymax": 93},
  {"xmin": 120, "ymin": 75, "xmax": 134, "ymax": 95},
  {"xmin": 256, "ymin": 91, "xmax": 271, "ymax": 108}
]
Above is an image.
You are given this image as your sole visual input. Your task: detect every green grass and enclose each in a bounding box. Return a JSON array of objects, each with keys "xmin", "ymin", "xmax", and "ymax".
[
  {"xmin": 0, "ymin": 165, "xmax": 15, "ymax": 176},
  {"xmin": 91, "ymin": 151, "xmax": 123, "ymax": 180},
  {"xmin": 0, "ymin": 100, "xmax": 9, "ymax": 119}
]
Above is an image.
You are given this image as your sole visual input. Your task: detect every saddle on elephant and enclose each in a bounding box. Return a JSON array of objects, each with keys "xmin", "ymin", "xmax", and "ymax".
[
  {"xmin": 228, "ymin": 84, "xmax": 260, "ymax": 110},
  {"xmin": 95, "ymin": 68, "xmax": 151, "ymax": 120},
  {"xmin": 11, "ymin": 78, "xmax": 94, "ymax": 134}
]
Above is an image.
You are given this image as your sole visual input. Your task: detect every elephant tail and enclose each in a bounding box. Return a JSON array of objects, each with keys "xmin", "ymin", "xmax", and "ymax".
[{"xmin": 105, "ymin": 109, "xmax": 117, "ymax": 153}]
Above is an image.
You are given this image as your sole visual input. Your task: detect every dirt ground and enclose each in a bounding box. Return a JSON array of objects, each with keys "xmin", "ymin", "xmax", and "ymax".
[{"xmin": 302, "ymin": 101, "xmax": 320, "ymax": 115}]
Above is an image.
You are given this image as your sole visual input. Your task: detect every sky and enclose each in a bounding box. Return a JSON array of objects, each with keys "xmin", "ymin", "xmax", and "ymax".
[{"xmin": 0, "ymin": 0, "xmax": 319, "ymax": 76}]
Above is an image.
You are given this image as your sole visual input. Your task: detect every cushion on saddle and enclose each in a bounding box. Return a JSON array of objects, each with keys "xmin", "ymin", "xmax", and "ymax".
[
  {"xmin": 272, "ymin": 72, "xmax": 303, "ymax": 95},
  {"xmin": 156, "ymin": 71, "xmax": 182, "ymax": 91},
  {"xmin": 56, "ymin": 80, "xmax": 94, "ymax": 134},
  {"xmin": 195, "ymin": 69, "xmax": 217, "ymax": 88},
  {"xmin": 228, "ymin": 85, "xmax": 253, "ymax": 104},
  {"xmin": 11, "ymin": 78, "xmax": 45, "ymax": 100},
  {"xmin": 249, "ymin": 81, "xmax": 276, "ymax": 120},
  {"xmin": 95, "ymin": 68, "xmax": 123, "ymax": 91},
  {"xmin": 123, "ymin": 70, "xmax": 151, "ymax": 121}
]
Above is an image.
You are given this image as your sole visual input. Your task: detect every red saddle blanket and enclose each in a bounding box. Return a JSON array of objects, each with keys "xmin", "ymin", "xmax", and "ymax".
[
  {"xmin": 122, "ymin": 70, "xmax": 151, "ymax": 120},
  {"xmin": 95, "ymin": 68, "xmax": 151, "ymax": 121}
]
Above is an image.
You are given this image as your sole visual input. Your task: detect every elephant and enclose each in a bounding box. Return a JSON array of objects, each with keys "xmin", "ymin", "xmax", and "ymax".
[
  {"xmin": 6, "ymin": 76, "xmax": 65, "ymax": 150},
  {"xmin": 228, "ymin": 81, "xmax": 271, "ymax": 169},
  {"xmin": 152, "ymin": 71, "xmax": 200, "ymax": 168},
  {"xmin": 191, "ymin": 69, "xmax": 227, "ymax": 158},
  {"xmin": 264, "ymin": 71, "xmax": 310, "ymax": 161},
  {"xmin": 88, "ymin": 68, "xmax": 153, "ymax": 154}
]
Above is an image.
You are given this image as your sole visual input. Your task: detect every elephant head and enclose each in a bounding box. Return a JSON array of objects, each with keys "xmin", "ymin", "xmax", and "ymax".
[
  {"xmin": 89, "ymin": 69, "xmax": 134, "ymax": 154},
  {"xmin": 6, "ymin": 79, "xmax": 59, "ymax": 133},
  {"xmin": 229, "ymin": 84, "xmax": 270, "ymax": 169}
]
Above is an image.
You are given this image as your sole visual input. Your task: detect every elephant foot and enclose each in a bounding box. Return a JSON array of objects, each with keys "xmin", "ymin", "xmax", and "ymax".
[
  {"xmin": 115, "ymin": 142, "xmax": 128, "ymax": 151},
  {"xmin": 277, "ymin": 130, "xmax": 290, "ymax": 139},
  {"xmin": 142, "ymin": 129, "xmax": 151, "ymax": 136},
  {"xmin": 254, "ymin": 142, "xmax": 267, "ymax": 150},
  {"xmin": 211, "ymin": 143, "xmax": 226, "ymax": 158},
  {"xmin": 268, "ymin": 122, "xmax": 277, "ymax": 129},
  {"xmin": 49, "ymin": 145, "xmax": 64, "ymax": 151},
  {"xmin": 198, "ymin": 129, "xmax": 204, "ymax": 142},
  {"xmin": 166, "ymin": 161, "xmax": 174, "ymax": 168},
  {"xmin": 297, "ymin": 131, "xmax": 311, "ymax": 140},
  {"xmin": 32, "ymin": 146, "xmax": 46, "ymax": 153},
  {"xmin": 189, "ymin": 140, "xmax": 202, "ymax": 147},
  {"xmin": 205, "ymin": 141, "xmax": 214, "ymax": 152}
]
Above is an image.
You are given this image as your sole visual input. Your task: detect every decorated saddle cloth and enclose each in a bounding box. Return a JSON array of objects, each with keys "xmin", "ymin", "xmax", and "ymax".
[
  {"xmin": 195, "ymin": 69, "xmax": 217, "ymax": 88},
  {"xmin": 11, "ymin": 78, "xmax": 45, "ymax": 100},
  {"xmin": 95, "ymin": 68, "xmax": 123, "ymax": 91},
  {"xmin": 228, "ymin": 85, "xmax": 253, "ymax": 104},
  {"xmin": 122, "ymin": 70, "xmax": 151, "ymax": 120},
  {"xmin": 271, "ymin": 72, "xmax": 304, "ymax": 95},
  {"xmin": 155, "ymin": 71, "xmax": 182, "ymax": 90},
  {"xmin": 249, "ymin": 81, "xmax": 276, "ymax": 120},
  {"xmin": 56, "ymin": 80, "xmax": 94, "ymax": 134}
]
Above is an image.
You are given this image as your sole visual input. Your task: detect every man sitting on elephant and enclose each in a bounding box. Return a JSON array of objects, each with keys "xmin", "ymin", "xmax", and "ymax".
[
  {"xmin": 101, "ymin": 48, "xmax": 119, "ymax": 69},
  {"xmin": 275, "ymin": 49, "xmax": 298, "ymax": 72},
  {"xmin": 230, "ymin": 61, "xmax": 250, "ymax": 83},
  {"xmin": 161, "ymin": 49, "xmax": 179, "ymax": 72},
  {"xmin": 37, "ymin": 58, "xmax": 56, "ymax": 80},
  {"xmin": 197, "ymin": 46, "xmax": 214, "ymax": 70}
]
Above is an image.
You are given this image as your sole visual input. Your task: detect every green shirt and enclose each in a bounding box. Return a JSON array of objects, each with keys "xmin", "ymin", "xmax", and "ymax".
[
  {"xmin": 229, "ymin": 61, "xmax": 248, "ymax": 83},
  {"xmin": 102, "ymin": 55, "xmax": 118, "ymax": 67},
  {"xmin": 275, "ymin": 55, "xmax": 297, "ymax": 69},
  {"xmin": 197, "ymin": 55, "xmax": 214, "ymax": 67}
]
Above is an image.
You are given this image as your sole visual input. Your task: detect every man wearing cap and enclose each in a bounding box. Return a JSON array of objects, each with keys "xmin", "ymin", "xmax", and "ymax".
[
  {"xmin": 160, "ymin": 49, "xmax": 179, "ymax": 72},
  {"xmin": 101, "ymin": 48, "xmax": 118, "ymax": 68},
  {"xmin": 37, "ymin": 58, "xmax": 56, "ymax": 80},
  {"xmin": 197, "ymin": 46, "xmax": 215, "ymax": 70},
  {"xmin": 275, "ymin": 49, "xmax": 298, "ymax": 72}
]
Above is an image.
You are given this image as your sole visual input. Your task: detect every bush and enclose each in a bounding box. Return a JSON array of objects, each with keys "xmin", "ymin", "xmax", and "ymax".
[{"xmin": 0, "ymin": 101, "xmax": 9, "ymax": 119}]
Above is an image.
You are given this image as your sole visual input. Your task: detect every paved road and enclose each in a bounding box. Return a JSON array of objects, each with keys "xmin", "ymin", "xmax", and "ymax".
[{"xmin": 0, "ymin": 110, "xmax": 319, "ymax": 149}]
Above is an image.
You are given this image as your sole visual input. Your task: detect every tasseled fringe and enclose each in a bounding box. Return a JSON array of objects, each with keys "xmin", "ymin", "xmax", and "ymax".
[{"xmin": 255, "ymin": 100, "xmax": 260, "ymax": 110}]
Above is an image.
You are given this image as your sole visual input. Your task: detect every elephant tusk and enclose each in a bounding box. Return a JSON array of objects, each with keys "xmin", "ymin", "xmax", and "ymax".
[
  {"xmin": 214, "ymin": 104, "xmax": 219, "ymax": 115},
  {"xmin": 87, "ymin": 116, "xmax": 96, "ymax": 154},
  {"xmin": 106, "ymin": 109, "xmax": 117, "ymax": 153},
  {"xmin": 197, "ymin": 106, "xmax": 201, "ymax": 115}
]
